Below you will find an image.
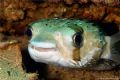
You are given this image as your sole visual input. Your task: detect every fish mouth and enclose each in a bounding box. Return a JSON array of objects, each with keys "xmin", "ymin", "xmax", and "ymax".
[
  {"xmin": 31, "ymin": 45, "xmax": 57, "ymax": 52},
  {"xmin": 28, "ymin": 42, "xmax": 60, "ymax": 63},
  {"xmin": 29, "ymin": 42, "xmax": 57, "ymax": 52}
]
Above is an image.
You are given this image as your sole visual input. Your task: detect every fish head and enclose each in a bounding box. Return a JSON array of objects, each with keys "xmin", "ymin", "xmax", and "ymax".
[{"xmin": 26, "ymin": 19, "xmax": 105, "ymax": 68}]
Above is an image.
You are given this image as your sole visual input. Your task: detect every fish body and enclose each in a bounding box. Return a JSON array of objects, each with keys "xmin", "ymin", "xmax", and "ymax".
[{"xmin": 26, "ymin": 18, "xmax": 120, "ymax": 70}]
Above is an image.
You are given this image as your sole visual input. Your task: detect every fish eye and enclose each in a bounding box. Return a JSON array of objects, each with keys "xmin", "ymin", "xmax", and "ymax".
[
  {"xmin": 25, "ymin": 27, "xmax": 32, "ymax": 37},
  {"xmin": 73, "ymin": 32, "xmax": 83, "ymax": 48}
]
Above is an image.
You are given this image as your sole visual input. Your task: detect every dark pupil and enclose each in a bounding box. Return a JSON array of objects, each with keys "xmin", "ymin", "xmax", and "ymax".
[
  {"xmin": 73, "ymin": 32, "xmax": 83, "ymax": 48},
  {"xmin": 26, "ymin": 28, "xmax": 32, "ymax": 37}
]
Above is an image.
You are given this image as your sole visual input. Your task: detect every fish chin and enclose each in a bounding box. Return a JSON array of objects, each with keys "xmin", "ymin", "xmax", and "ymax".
[
  {"xmin": 28, "ymin": 44, "xmax": 60, "ymax": 63},
  {"xmin": 28, "ymin": 44, "xmax": 79, "ymax": 67}
]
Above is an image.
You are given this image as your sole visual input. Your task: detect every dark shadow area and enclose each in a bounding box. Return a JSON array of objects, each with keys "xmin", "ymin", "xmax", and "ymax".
[
  {"xmin": 21, "ymin": 48, "xmax": 48, "ymax": 80},
  {"xmin": 83, "ymin": 19, "xmax": 119, "ymax": 36},
  {"xmin": 0, "ymin": 19, "xmax": 6, "ymax": 26},
  {"xmin": 99, "ymin": 22, "xmax": 119, "ymax": 36},
  {"xmin": 87, "ymin": 20, "xmax": 120, "ymax": 38},
  {"xmin": 31, "ymin": 0, "xmax": 45, "ymax": 3}
]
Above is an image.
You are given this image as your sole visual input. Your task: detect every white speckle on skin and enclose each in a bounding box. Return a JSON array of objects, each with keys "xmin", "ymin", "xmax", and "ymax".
[
  {"xmin": 90, "ymin": 42, "xmax": 92, "ymax": 45},
  {"xmin": 84, "ymin": 39, "xmax": 87, "ymax": 43}
]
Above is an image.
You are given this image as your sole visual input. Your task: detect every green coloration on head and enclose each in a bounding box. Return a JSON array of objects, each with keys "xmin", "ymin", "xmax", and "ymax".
[{"xmin": 28, "ymin": 18, "xmax": 105, "ymax": 44}]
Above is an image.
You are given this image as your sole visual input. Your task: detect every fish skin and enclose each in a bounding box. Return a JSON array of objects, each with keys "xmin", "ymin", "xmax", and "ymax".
[{"xmin": 27, "ymin": 18, "xmax": 119, "ymax": 70}]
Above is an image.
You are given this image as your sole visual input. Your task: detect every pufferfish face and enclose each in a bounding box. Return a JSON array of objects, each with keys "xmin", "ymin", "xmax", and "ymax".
[{"xmin": 26, "ymin": 19, "xmax": 105, "ymax": 68}]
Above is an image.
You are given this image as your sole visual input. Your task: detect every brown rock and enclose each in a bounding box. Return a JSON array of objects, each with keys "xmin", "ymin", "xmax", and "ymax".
[
  {"xmin": 81, "ymin": 5, "xmax": 105, "ymax": 20},
  {"xmin": 4, "ymin": 4, "xmax": 24, "ymax": 21},
  {"xmin": 65, "ymin": 0, "xmax": 73, "ymax": 5},
  {"xmin": 104, "ymin": 13, "xmax": 120, "ymax": 24},
  {"xmin": 47, "ymin": 65, "xmax": 120, "ymax": 80}
]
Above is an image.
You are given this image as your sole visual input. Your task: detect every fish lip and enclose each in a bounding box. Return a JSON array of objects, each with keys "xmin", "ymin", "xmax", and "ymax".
[
  {"xmin": 29, "ymin": 41, "xmax": 56, "ymax": 48},
  {"xmin": 30, "ymin": 45, "xmax": 57, "ymax": 52}
]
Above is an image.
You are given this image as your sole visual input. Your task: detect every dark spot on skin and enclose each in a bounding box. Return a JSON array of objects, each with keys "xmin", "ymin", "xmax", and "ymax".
[{"xmin": 7, "ymin": 71, "xmax": 10, "ymax": 76}]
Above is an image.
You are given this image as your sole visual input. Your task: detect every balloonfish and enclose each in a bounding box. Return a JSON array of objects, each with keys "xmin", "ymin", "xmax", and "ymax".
[{"xmin": 26, "ymin": 18, "xmax": 120, "ymax": 70}]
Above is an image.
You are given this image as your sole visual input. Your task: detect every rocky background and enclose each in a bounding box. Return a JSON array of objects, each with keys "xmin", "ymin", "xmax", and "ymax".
[{"xmin": 0, "ymin": 0, "xmax": 120, "ymax": 80}]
